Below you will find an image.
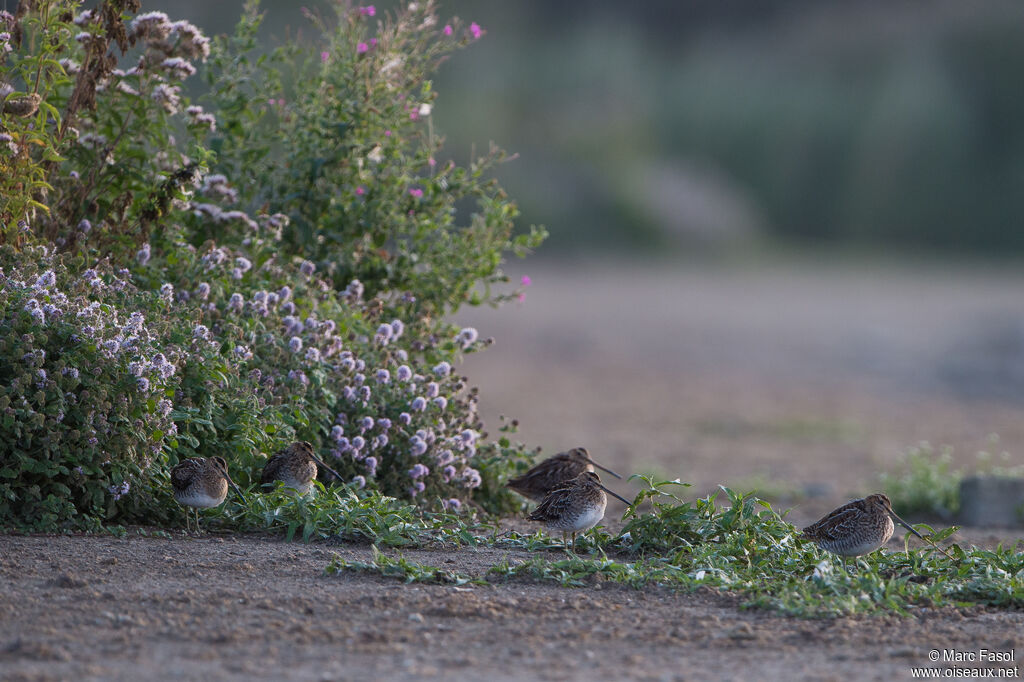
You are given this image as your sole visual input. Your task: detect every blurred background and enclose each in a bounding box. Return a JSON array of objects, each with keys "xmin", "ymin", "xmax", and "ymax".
[{"xmin": 161, "ymin": 0, "xmax": 1024, "ymax": 512}]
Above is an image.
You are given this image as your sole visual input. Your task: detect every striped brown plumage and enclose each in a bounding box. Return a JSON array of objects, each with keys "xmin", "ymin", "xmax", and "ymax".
[
  {"xmin": 261, "ymin": 441, "xmax": 342, "ymax": 494},
  {"xmin": 801, "ymin": 492, "xmax": 953, "ymax": 561},
  {"xmin": 507, "ymin": 447, "xmax": 621, "ymax": 502},
  {"xmin": 527, "ymin": 471, "xmax": 632, "ymax": 548},
  {"xmin": 171, "ymin": 456, "xmax": 242, "ymax": 532}
]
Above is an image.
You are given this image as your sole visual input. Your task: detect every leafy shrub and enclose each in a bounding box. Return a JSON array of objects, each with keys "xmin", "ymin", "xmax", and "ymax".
[
  {"xmin": 144, "ymin": 232, "xmax": 512, "ymax": 507},
  {"xmin": 0, "ymin": 0, "xmax": 542, "ymax": 529},
  {"xmin": 0, "ymin": 246, "xmax": 178, "ymax": 528},
  {"xmin": 201, "ymin": 0, "xmax": 544, "ymax": 315}
]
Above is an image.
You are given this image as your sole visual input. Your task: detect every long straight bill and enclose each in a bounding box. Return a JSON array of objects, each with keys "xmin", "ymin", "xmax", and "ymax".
[
  {"xmin": 311, "ymin": 455, "xmax": 344, "ymax": 483},
  {"xmin": 221, "ymin": 472, "xmax": 246, "ymax": 504}
]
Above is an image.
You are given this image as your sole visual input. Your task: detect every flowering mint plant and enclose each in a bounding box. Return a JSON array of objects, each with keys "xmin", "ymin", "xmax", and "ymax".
[
  {"xmin": 145, "ymin": 229, "xmax": 501, "ymax": 507},
  {"xmin": 0, "ymin": 246, "xmax": 178, "ymax": 528}
]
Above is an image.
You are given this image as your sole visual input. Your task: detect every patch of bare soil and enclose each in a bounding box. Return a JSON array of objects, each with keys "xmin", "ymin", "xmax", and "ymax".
[{"xmin": 1, "ymin": 533, "xmax": 1022, "ymax": 682}]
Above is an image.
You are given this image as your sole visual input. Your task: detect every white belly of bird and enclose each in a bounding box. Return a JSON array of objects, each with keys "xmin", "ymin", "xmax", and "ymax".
[
  {"xmin": 549, "ymin": 500, "xmax": 607, "ymax": 532},
  {"xmin": 175, "ymin": 491, "xmax": 224, "ymax": 509}
]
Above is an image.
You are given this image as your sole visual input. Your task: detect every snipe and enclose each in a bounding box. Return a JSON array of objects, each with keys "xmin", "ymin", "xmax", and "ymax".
[
  {"xmin": 801, "ymin": 493, "xmax": 954, "ymax": 562},
  {"xmin": 508, "ymin": 447, "xmax": 622, "ymax": 502},
  {"xmin": 261, "ymin": 441, "xmax": 342, "ymax": 495},
  {"xmin": 527, "ymin": 471, "xmax": 632, "ymax": 549},
  {"xmin": 171, "ymin": 456, "xmax": 244, "ymax": 532}
]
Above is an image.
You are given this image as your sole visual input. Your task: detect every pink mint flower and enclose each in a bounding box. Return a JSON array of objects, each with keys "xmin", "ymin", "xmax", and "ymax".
[
  {"xmin": 384, "ymin": 129, "xmax": 392, "ymax": 137},
  {"xmin": 443, "ymin": 24, "xmax": 453, "ymax": 36},
  {"xmin": 320, "ymin": 51, "xmax": 329, "ymax": 63},
  {"xmin": 360, "ymin": 5, "xmax": 376, "ymax": 16},
  {"xmin": 357, "ymin": 42, "xmax": 369, "ymax": 54},
  {"xmin": 409, "ymin": 188, "xmax": 424, "ymax": 198},
  {"xmin": 370, "ymin": 38, "xmax": 378, "ymax": 47},
  {"xmin": 470, "ymin": 22, "xmax": 482, "ymax": 40},
  {"xmin": 521, "ymin": 275, "xmax": 532, "ymax": 287},
  {"xmin": 355, "ymin": 186, "xmax": 365, "ymax": 195}
]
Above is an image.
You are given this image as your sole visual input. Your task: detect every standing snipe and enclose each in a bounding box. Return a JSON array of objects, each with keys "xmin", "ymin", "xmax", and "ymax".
[
  {"xmin": 261, "ymin": 441, "xmax": 342, "ymax": 495},
  {"xmin": 527, "ymin": 471, "xmax": 633, "ymax": 549},
  {"xmin": 171, "ymin": 456, "xmax": 244, "ymax": 532},
  {"xmin": 801, "ymin": 493, "xmax": 954, "ymax": 562},
  {"xmin": 508, "ymin": 447, "xmax": 622, "ymax": 502}
]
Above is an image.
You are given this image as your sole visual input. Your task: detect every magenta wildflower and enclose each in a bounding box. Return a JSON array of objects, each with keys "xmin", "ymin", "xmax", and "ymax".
[
  {"xmin": 470, "ymin": 22, "xmax": 482, "ymax": 39},
  {"xmin": 443, "ymin": 24, "xmax": 453, "ymax": 36},
  {"xmin": 384, "ymin": 129, "xmax": 392, "ymax": 137},
  {"xmin": 320, "ymin": 51, "xmax": 329, "ymax": 63},
  {"xmin": 357, "ymin": 42, "xmax": 369, "ymax": 54},
  {"xmin": 360, "ymin": 5, "xmax": 376, "ymax": 16},
  {"xmin": 409, "ymin": 188, "xmax": 423, "ymax": 198},
  {"xmin": 355, "ymin": 186, "xmax": 365, "ymax": 195},
  {"xmin": 521, "ymin": 275, "xmax": 532, "ymax": 287}
]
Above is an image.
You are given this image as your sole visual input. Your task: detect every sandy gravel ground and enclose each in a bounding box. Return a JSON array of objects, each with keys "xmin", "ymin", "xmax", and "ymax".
[
  {"xmin": 4, "ymin": 260, "xmax": 1024, "ymax": 681},
  {"xmin": 1, "ymin": 533, "xmax": 1022, "ymax": 682}
]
